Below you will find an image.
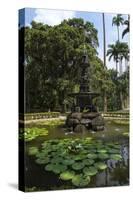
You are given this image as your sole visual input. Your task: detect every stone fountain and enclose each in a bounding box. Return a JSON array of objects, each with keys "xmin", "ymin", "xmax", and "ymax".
[{"xmin": 66, "ymin": 49, "xmax": 104, "ymax": 132}]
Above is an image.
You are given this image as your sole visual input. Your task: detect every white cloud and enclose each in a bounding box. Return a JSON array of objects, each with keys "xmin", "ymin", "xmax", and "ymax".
[{"xmin": 34, "ymin": 9, "xmax": 76, "ymax": 26}]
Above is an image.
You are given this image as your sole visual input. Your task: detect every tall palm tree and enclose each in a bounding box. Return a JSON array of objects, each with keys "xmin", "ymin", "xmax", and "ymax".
[
  {"xmin": 122, "ymin": 15, "xmax": 130, "ymax": 38},
  {"xmin": 102, "ymin": 13, "xmax": 107, "ymax": 112},
  {"xmin": 112, "ymin": 14, "xmax": 124, "ymax": 41},
  {"xmin": 107, "ymin": 43, "xmax": 119, "ymax": 72},
  {"xmin": 107, "ymin": 41, "xmax": 129, "ymax": 74},
  {"xmin": 102, "ymin": 13, "xmax": 106, "ymax": 67},
  {"xmin": 118, "ymin": 42, "xmax": 129, "ymax": 73}
]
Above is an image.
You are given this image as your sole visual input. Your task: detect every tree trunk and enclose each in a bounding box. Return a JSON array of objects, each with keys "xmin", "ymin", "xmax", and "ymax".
[
  {"xmin": 120, "ymin": 91, "xmax": 124, "ymax": 110},
  {"xmin": 102, "ymin": 13, "xmax": 107, "ymax": 112},
  {"xmin": 117, "ymin": 26, "xmax": 120, "ymax": 42},
  {"xmin": 119, "ymin": 58, "xmax": 123, "ymax": 75},
  {"xmin": 116, "ymin": 61, "xmax": 118, "ymax": 73},
  {"xmin": 103, "ymin": 91, "xmax": 107, "ymax": 112},
  {"xmin": 103, "ymin": 13, "xmax": 106, "ymax": 67}
]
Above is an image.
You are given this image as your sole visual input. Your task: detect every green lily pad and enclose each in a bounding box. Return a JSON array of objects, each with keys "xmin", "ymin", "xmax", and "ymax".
[
  {"xmin": 63, "ymin": 159, "xmax": 75, "ymax": 165},
  {"xmin": 74, "ymin": 154, "xmax": 86, "ymax": 161},
  {"xmin": 28, "ymin": 147, "xmax": 39, "ymax": 155},
  {"xmin": 123, "ymin": 132, "xmax": 129, "ymax": 136},
  {"xmin": 36, "ymin": 157, "xmax": 50, "ymax": 164},
  {"xmin": 108, "ymin": 149, "xmax": 120, "ymax": 154},
  {"xmin": 52, "ymin": 164, "xmax": 67, "ymax": 174},
  {"xmin": 95, "ymin": 162, "xmax": 107, "ymax": 170},
  {"xmin": 83, "ymin": 159, "xmax": 94, "ymax": 166},
  {"xmin": 97, "ymin": 149, "xmax": 107, "ymax": 154},
  {"xmin": 72, "ymin": 174, "xmax": 90, "ymax": 187},
  {"xmin": 98, "ymin": 153, "xmax": 109, "ymax": 160},
  {"xmin": 110, "ymin": 154, "xmax": 122, "ymax": 161},
  {"xmin": 87, "ymin": 153, "xmax": 97, "ymax": 159},
  {"xmin": 45, "ymin": 164, "xmax": 54, "ymax": 171},
  {"xmin": 83, "ymin": 166, "xmax": 98, "ymax": 176},
  {"xmin": 72, "ymin": 162, "xmax": 85, "ymax": 170},
  {"xmin": 60, "ymin": 171, "xmax": 75, "ymax": 180},
  {"xmin": 51, "ymin": 157, "xmax": 63, "ymax": 164}
]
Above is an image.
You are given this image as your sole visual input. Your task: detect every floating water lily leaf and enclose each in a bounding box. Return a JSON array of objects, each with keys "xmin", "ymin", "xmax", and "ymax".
[
  {"xmin": 108, "ymin": 149, "xmax": 120, "ymax": 154},
  {"xmin": 98, "ymin": 153, "xmax": 109, "ymax": 160},
  {"xmin": 51, "ymin": 157, "xmax": 63, "ymax": 164},
  {"xmin": 97, "ymin": 149, "xmax": 107, "ymax": 154},
  {"xmin": 45, "ymin": 164, "xmax": 54, "ymax": 171},
  {"xmin": 83, "ymin": 159, "xmax": 94, "ymax": 166},
  {"xmin": 52, "ymin": 164, "xmax": 67, "ymax": 174},
  {"xmin": 63, "ymin": 159, "xmax": 75, "ymax": 165},
  {"xmin": 110, "ymin": 154, "xmax": 122, "ymax": 161},
  {"xmin": 87, "ymin": 153, "xmax": 97, "ymax": 159},
  {"xmin": 60, "ymin": 171, "xmax": 75, "ymax": 180},
  {"xmin": 72, "ymin": 162, "xmax": 85, "ymax": 170},
  {"xmin": 74, "ymin": 154, "xmax": 86, "ymax": 161},
  {"xmin": 95, "ymin": 162, "xmax": 107, "ymax": 170},
  {"xmin": 36, "ymin": 157, "xmax": 50, "ymax": 164},
  {"xmin": 83, "ymin": 166, "xmax": 98, "ymax": 176},
  {"xmin": 72, "ymin": 174, "xmax": 90, "ymax": 187},
  {"xmin": 122, "ymin": 132, "xmax": 129, "ymax": 136},
  {"xmin": 28, "ymin": 147, "xmax": 39, "ymax": 155}
]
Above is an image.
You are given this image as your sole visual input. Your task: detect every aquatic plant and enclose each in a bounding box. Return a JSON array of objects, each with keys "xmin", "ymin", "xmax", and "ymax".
[
  {"xmin": 19, "ymin": 127, "xmax": 48, "ymax": 141},
  {"xmin": 34, "ymin": 119, "xmax": 64, "ymax": 127},
  {"xmin": 33, "ymin": 138, "xmax": 122, "ymax": 188}
]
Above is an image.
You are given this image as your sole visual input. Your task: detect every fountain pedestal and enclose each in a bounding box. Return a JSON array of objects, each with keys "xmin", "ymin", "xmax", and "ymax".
[{"xmin": 66, "ymin": 52, "xmax": 104, "ymax": 132}]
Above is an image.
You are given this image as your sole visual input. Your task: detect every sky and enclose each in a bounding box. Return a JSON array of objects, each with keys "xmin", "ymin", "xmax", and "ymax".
[{"xmin": 19, "ymin": 8, "xmax": 129, "ymax": 70}]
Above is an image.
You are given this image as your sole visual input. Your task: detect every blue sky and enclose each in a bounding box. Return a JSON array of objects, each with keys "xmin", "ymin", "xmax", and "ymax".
[{"xmin": 19, "ymin": 8, "xmax": 129, "ymax": 70}]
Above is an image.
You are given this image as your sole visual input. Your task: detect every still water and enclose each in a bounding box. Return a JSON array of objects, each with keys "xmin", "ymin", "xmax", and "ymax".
[{"xmin": 24, "ymin": 120, "xmax": 129, "ymax": 191}]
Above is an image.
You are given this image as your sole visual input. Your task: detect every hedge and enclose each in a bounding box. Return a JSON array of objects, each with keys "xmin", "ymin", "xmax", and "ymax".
[
  {"xmin": 20, "ymin": 112, "xmax": 60, "ymax": 121},
  {"xmin": 102, "ymin": 112, "xmax": 129, "ymax": 118}
]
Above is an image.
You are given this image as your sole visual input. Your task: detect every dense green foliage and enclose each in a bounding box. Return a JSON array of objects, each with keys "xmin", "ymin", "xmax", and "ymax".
[{"xmin": 19, "ymin": 17, "xmax": 129, "ymax": 112}]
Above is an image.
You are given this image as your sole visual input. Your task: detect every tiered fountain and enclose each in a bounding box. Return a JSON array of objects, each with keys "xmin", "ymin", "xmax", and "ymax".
[{"xmin": 66, "ymin": 48, "xmax": 104, "ymax": 132}]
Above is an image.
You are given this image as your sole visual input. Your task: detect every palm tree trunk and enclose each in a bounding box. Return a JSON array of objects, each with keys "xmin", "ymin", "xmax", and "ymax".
[
  {"xmin": 103, "ymin": 13, "xmax": 106, "ymax": 67},
  {"xmin": 117, "ymin": 26, "xmax": 120, "ymax": 42},
  {"xmin": 119, "ymin": 57, "xmax": 123, "ymax": 75},
  {"xmin": 120, "ymin": 91, "xmax": 124, "ymax": 110},
  {"xmin": 102, "ymin": 13, "xmax": 107, "ymax": 112},
  {"xmin": 116, "ymin": 61, "xmax": 118, "ymax": 72}
]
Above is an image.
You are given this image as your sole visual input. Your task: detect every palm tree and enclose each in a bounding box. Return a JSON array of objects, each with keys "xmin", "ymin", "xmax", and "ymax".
[
  {"xmin": 112, "ymin": 14, "xmax": 124, "ymax": 41},
  {"xmin": 122, "ymin": 15, "xmax": 130, "ymax": 38},
  {"xmin": 102, "ymin": 13, "xmax": 106, "ymax": 67},
  {"xmin": 118, "ymin": 42, "xmax": 129, "ymax": 74},
  {"xmin": 107, "ymin": 42, "xmax": 129, "ymax": 74},
  {"xmin": 102, "ymin": 13, "xmax": 107, "ymax": 112},
  {"xmin": 107, "ymin": 43, "xmax": 119, "ymax": 72}
]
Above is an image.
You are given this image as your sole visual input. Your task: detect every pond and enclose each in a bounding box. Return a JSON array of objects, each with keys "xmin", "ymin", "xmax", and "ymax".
[{"xmin": 21, "ymin": 119, "xmax": 129, "ymax": 192}]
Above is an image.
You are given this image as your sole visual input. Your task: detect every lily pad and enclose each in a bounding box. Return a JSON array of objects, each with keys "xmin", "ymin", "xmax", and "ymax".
[
  {"xmin": 110, "ymin": 154, "xmax": 122, "ymax": 161},
  {"xmin": 87, "ymin": 153, "xmax": 97, "ymax": 159},
  {"xmin": 83, "ymin": 159, "xmax": 94, "ymax": 166},
  {"xmin": 74, "ymin": 154, "xmax": 86, "ymax": 161},
  {"xmin": 51, "ymin": 157, "xmax": 63, "ymax": 164},
  {"xmin": 97, "ymin": 149, "xmax": 107, "ymax": 154},
  {"xmin": 83, "ymin": 166, "xmax": 98, "ymax": 176},
  {"xmin": 98, "ymin": 153, "xmax": 109, "ymax": 160},
  {"xmin": 72, "ymin": 162, "xmax": 85, "ymax": 170},
  {"xmin": 72, "ymin": 174, "xmax": 90, "ymax": 187},
  {"xmin": 36, "ymin": 157, "xmax": 50, "ymax": 164},
  {"xmin": 28, "ymin": 147, "xmax": 39, "ymax": 155},
  {"xmin": 60, "ymin": 171, "xmax": 75, "ymax": 180},
  {"xmin": 95, "ymin": 162, "xmax": 107, "ymax": 170},
  {"xmin": 63, "ymin": 159, "xmax": 75, "ymax": 165},
  {"xmin": 45, "ymin": 164, "xmax": 54, "ymax": 171},
  {"xmin": 108, "ymin": 149, "xmax": 120, "ymax": 154},
  {"xmin": 52, "ymin": 164, "xmax": 67, "ymax": 174}
]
